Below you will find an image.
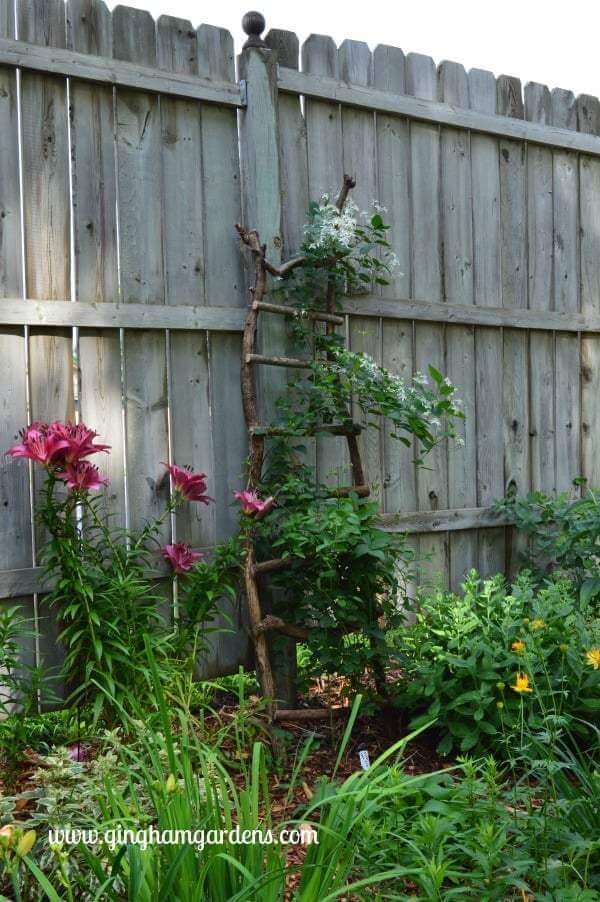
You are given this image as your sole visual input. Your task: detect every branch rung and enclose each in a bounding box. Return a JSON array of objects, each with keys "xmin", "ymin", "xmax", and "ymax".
[
  {"xmin": 246, "ymin": 353, "xmax": 311, "ymax": 368},
  {"xmin": 253, "ymin": 300, "xmax": 344, "ymax": 325},
  {"xmin": 255, "ymin": 614, "xmax": 309, "ymax": 640},
  {"xmin": 253, "ymin": 558, "xmax": 293, "ymax": 577}
]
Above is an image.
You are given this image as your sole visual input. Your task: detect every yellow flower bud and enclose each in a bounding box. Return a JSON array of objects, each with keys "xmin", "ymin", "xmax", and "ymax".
[
  {"xmin": 497, "ymin": 701, "xmax": 504, "ymax": 709},
  {"xmin": 16, "ymin": 830, "xmax": 36, "ymax": 858},
  {"xmin": 166, "ymin": 773, "xmax": 177, "ymax": 793},
  {"xmin": 496, "ymin": 682, "xmax": 505, "ymax": 691},
  {"xmin": 0, "ymin": 824, "xmax": 15, "ymax": 848},
  {"xmin": 559, "ymin": 643, "xmax": 569, "ymax": 653}
]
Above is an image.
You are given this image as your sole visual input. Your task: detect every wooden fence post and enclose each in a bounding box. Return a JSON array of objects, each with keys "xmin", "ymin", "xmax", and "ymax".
[{"xmin": 238, "ymin": 11, "xmax": 297, "ymax": 707}]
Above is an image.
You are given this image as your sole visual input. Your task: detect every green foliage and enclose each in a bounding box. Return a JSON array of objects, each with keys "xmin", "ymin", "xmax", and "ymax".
[
  {"xmin": 0, "ymin": 604, "xmax": 47, "ymax": 719},
  {"xmin": 499, "ymin": 483, "xmax": 600, "ymax": 604},
  {"xmin": 7, "ymin": 686, "xmax": 599, "ymax": 899},
  {"xmin": 0, "ymin": 604, "xmax": 58, "ymax": 786},
  {"xmin": 271, "ymin": 195, "xmax": 464, "ymax": 456},
  {"xmin": 275, "ymin": 196, "xmax": 398, "ymax": 313},
  {"xmin": 279, "ymin": 342, "xmax": 464, "ymax": 458},
  {"xmin": 237, "ymin": 192, "xmax": 464, "ymax": 695},
  {"xmin": 392, "ymin": 570, "xmax": 600, "ymax": 755},
  {"xmin": 351, "ymin": 747, "xmax": 600, "ymax": 898},
  {"xmin": 252, "ymin": 444, "xmax": 411, "ymax": 696},
  {"xmin": 39, "ymin": 472, "xmax": 237, "ymax": 726}
]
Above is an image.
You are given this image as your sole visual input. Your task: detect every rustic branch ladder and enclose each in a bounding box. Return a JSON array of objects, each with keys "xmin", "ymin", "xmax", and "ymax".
[{"xmin": 236, "ymin": 168, "xmax": 374, "ymax": 718}]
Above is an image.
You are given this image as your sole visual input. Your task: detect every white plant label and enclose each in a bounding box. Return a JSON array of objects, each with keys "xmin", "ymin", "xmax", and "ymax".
[{"xmin": 359, "ymin": 749, "xmax": 370, "ymax": 770}]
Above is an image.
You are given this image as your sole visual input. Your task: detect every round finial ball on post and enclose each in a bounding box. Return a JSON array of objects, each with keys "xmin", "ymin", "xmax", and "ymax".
[{"xmin": 242, "ymin": 10, "xmax": 267, "ymax": 49}]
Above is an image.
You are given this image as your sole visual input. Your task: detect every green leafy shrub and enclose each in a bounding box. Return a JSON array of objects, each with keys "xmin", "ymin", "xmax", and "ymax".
[
  {"xmin": 249, "ymin": 447, "xmax": 413, "ymax": 697},
  {"xmin": 499, "ymin": 484, "xmax": 600, "ymax": 605},
  {"xmin": 351, "ymin": 747, "xmax": 600, "ymax": 898},
  {"xmin": 272, "ymin": 194, "xmax": 464, "ymax": 454},
  {"xmin": 393, "ymin": 570, "xmax": 600, "ymax": 755}
]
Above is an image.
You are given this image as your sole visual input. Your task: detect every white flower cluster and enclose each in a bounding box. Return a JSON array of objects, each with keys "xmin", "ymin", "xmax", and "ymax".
[{"xmin": 304, "ymin": 198, "xmax": 360, "ymax": 251}]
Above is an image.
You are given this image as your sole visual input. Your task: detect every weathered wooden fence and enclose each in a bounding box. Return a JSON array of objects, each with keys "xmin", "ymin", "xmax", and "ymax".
[{"xmin": 2, "ymin": 0, "xmax": 600, "ymax": 682}]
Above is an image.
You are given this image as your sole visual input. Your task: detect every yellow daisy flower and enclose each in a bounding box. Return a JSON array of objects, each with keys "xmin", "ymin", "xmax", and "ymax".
[
  {"xmin": 530, "ymin": 619, "xmax": 546, "ymax": 631},
  {"xmin": 511, "ymin": 640, "xmax": 526, "ymax": 653},
  {"xmin": 586, "ymin": 648, "xmax": 600, "ymax": 670},
  {"xmin": 511, "ymin": 672, "xmax": 533, "ymax": 694}
]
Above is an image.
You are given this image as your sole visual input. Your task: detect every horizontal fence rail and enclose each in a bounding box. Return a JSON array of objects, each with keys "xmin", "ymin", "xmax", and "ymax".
[
  {"xmin": 0, "ymin": 506, "xmax": 513, "ymax": 599},
  {"xmin": 278, "ymin": 66, "xmax": 600, "ymax": 156},
  {"xmin": 340, "ymin": 298, "xmax": 600, "ymax": 332},
  {"xmin": 4, "ymin": 298, "xmax": 600, "ymax": 333},
  {"xmin": 0, "ymin": 37, "xmax": 245, "ymax": 105},
  {"xmin": 0, "ymin": 300, "xmax": 247, "ymax": 331}
]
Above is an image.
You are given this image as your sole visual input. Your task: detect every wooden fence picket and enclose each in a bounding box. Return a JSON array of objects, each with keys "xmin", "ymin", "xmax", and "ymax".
[
  {"xmin": 157, "ymin": 15, "xmax": 214, "ymax": 555},
  {"xmin": 68, "ymin": 0, "xmax": 125, "ymax": 528},
  {"xmin": 439, "ymin": 60, "xmax": 477, "ymax": 590},
  {"xmin": 469, "ymin": 67, "xmax": 505, "ymax": 577},
  {"xmin": 525, "ymin": 82, "xmax": 555, "ymax": 497},
  {"xmin": 340, "ymin": 40, "xmax": 382, "ymax": 505},
  {"xmin": 551, "ymin": 88, "xmax": 581, "ymax": 495},
  {"xmin": 406, "ymin": 52, "xmax": 449, "ymax": 588},
  {"xmin": 579, "ymin": 95, "xmax": 600, "ymax": 490},
  {"xmin": 301, "ymin": 34, "xmax": 350, "ymax": 488},
  {"xmin": 198, "ymin": 23, "xmax": 248, "ymax": 674},
  {"xmin": 0, "ymin": 0, "xmax": 35, "ymax": 683},
  {"xmin": 373, "ymin": 45, "xmax": 418, "ymax": 591},
  {"xmin": 18, "ymin": 0, "xmax": 74, "ymax": 695},
  {"xmin": 497, "ymin": 75, "xmax": 530, "ymax": 574}
]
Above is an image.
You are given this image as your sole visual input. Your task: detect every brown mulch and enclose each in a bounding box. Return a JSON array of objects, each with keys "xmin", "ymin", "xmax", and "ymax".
[{"xmin": 2, "ymin": 670, "xmax": 447, "ymax": 804}]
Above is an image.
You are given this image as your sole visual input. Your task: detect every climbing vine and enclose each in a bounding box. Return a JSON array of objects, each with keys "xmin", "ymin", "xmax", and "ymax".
[{"xmin": 236, "ymin": 177, "xmax": 464, "ymax": 708}]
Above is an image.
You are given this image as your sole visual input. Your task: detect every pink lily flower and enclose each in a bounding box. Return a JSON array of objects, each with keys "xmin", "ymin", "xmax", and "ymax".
[
  {"xmin": 48, "ymin": 422, "xmax": 111, "ymax": 463},
  {"xmin": 6, "ymin": 421, "xmax": 110, "ymax": 467},
  {"xmin": 234, "ymin": 490, "xmax": 276, "ymax": 518},
  {"xmin": 162, "ymin": 463, "xmax": 213, "ymax": 504},
  {"xmin": 161, "ymin": 542, "xmax": 204, "ymax": 574},
  {"xmin": 6, "ymin": 423, "xmax": 70, "ymax": 466},
  {"xmin": 57, "ymin": 461, "xmax": 108, "ymax": 492}
]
